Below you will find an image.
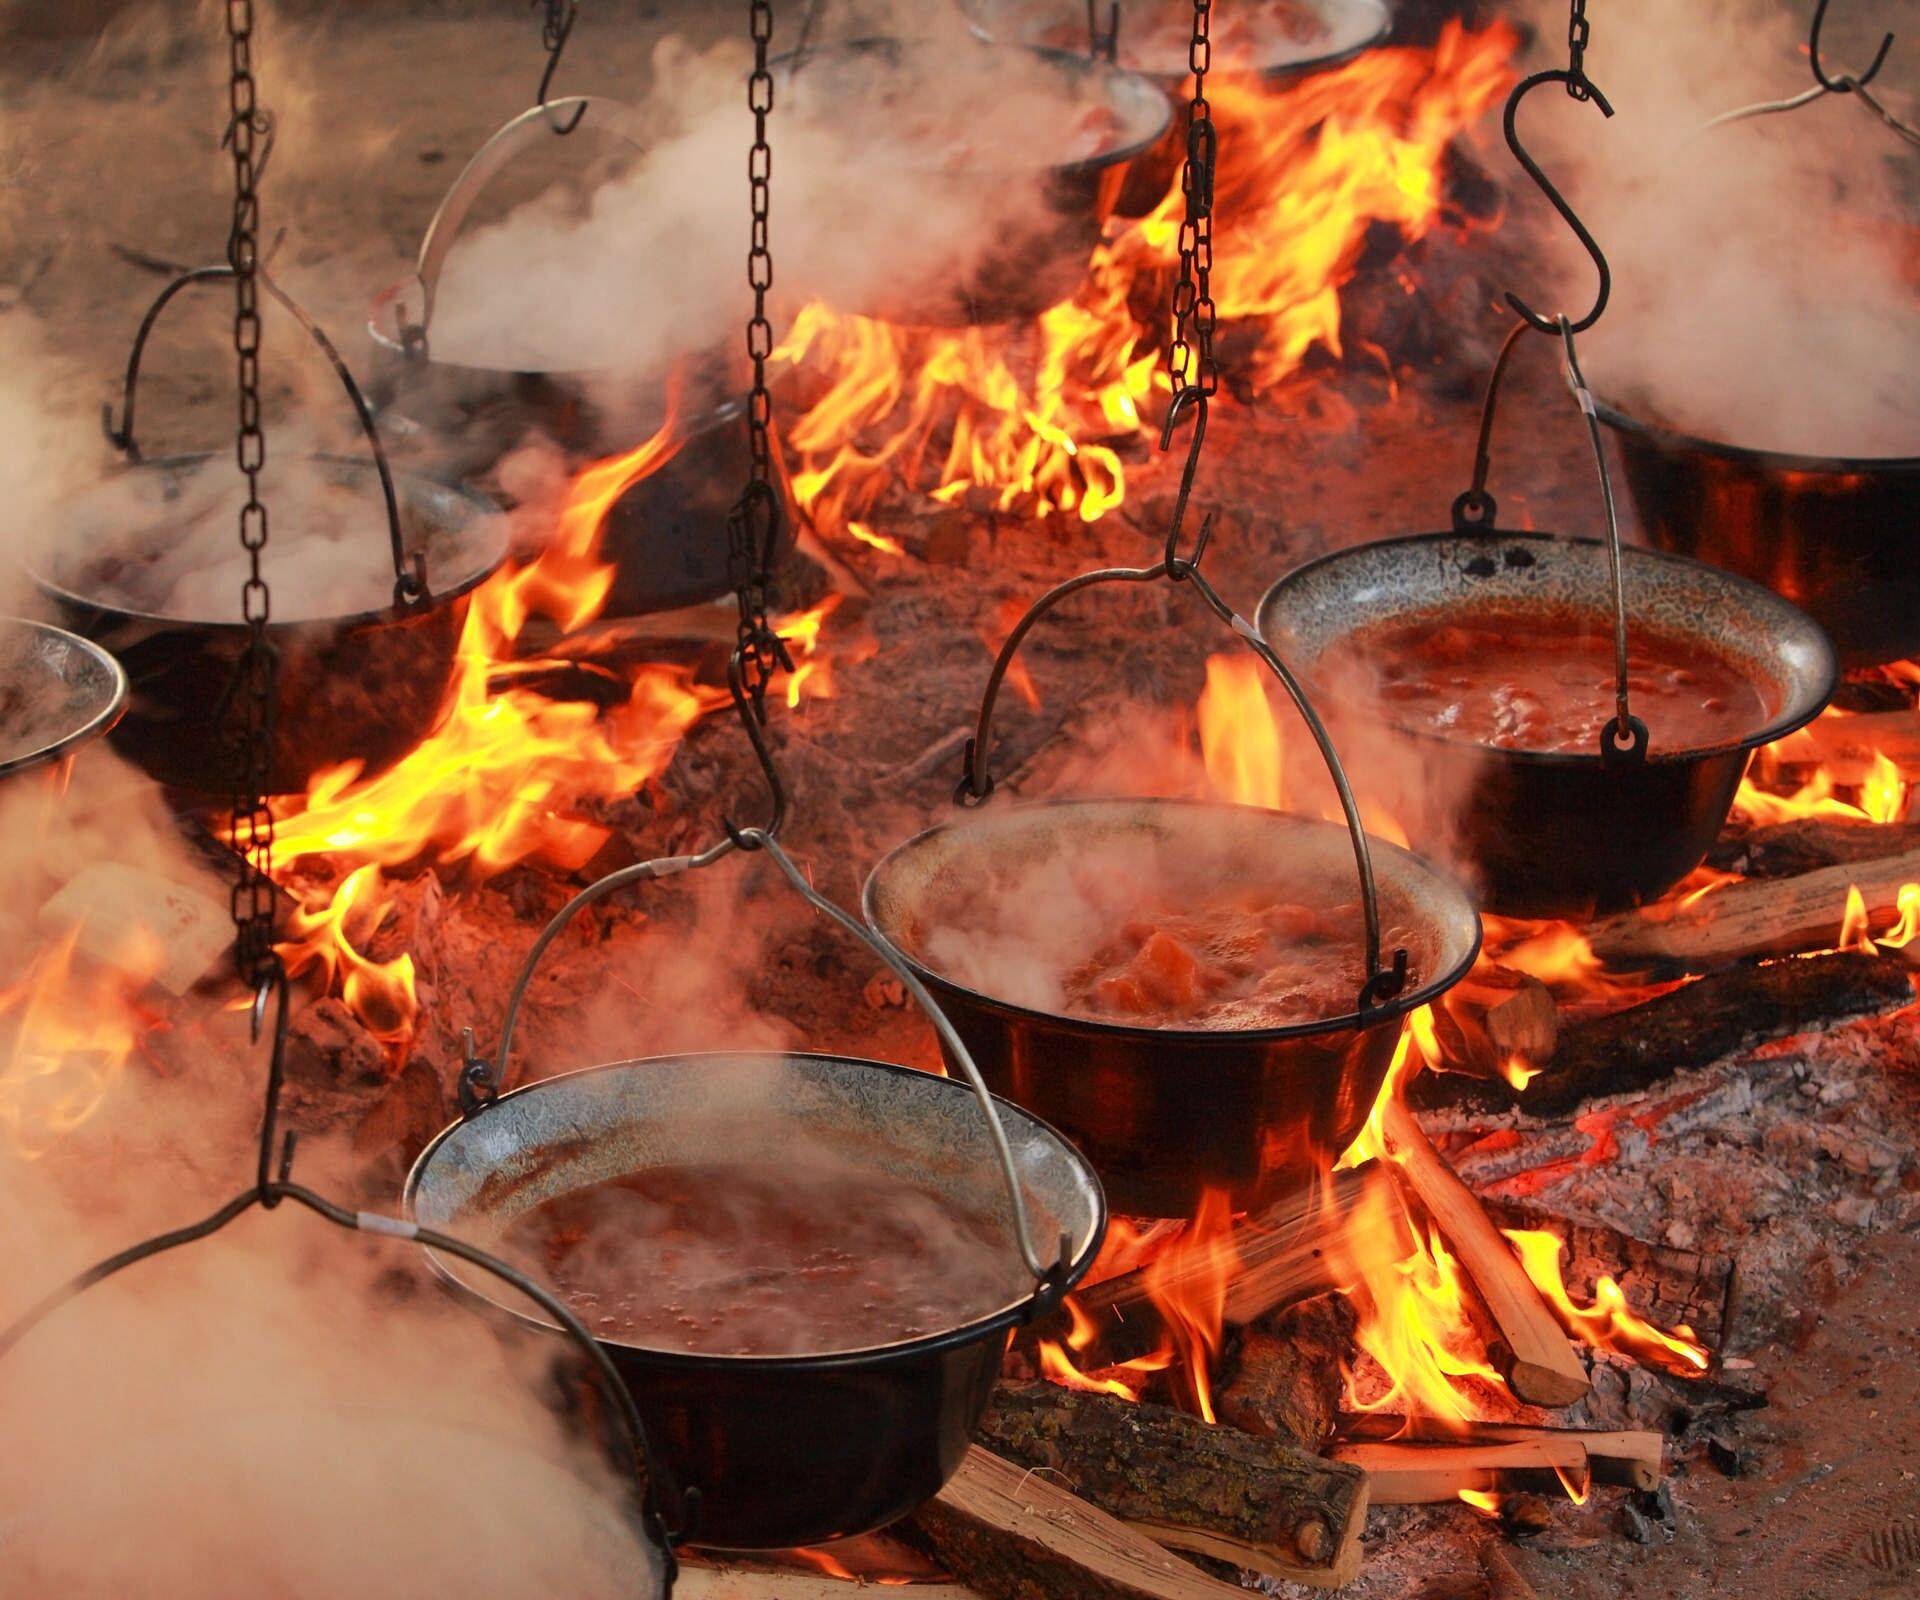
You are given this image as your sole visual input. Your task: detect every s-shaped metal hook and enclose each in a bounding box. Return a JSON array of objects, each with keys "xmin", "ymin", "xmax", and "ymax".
[
  {"xmin": 534, "ymin": 1, "xmax": 587, "ymax": 133},
  {"xmin": 1501, "ymin": 67, "xmax": 1615, "ymax": 335},
  {"xmin": 1159, "ymin": 383, "xmax": 1214, "ymax": 579},
  {"xmin": 1811, "ymin": 0, "xmax": 1895, "ymax": 93}
]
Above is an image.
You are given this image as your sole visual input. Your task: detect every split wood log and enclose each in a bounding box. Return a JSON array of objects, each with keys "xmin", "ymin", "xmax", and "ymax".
[
  {"xmin": 1408, "ymin": 951, "xmax": 1915, "ymax": 1118},
  {"xmin": 39, "ymin": 861, "xmax": 235, "ymax": 997},
  {"xmin": 1584, "ymin": 848, "xmax": 1920, "ymax": 971},
  {"xmin": 1708, "ymin": 818, "xmax": 1920, "ymax": 880},
  {"xmin": 1432, "ymin": 967, "xmax": 1559, "ymax": 1077},
  {"xmin": 1479, "ymin": 1540, "xmax": 1541, "ymax": 1600},
  {"xmin": 1479, "ymin": 1201, "xmax": 1738, "ymax": 1354},
  {"xmin": 910, "ymin": 1445, "xmax": 1258, "ymax": 1600},
  {"xmin": 977, "ymin": 1382, "xmax": 1367, "ymax": 1589},
  {"xmin": 1030, "ymin": 1165, "xmax": 1383, "ymax": 1367},
  {"xmin": 1328, "ymin": 1438, "xmax": 1589, "ymax": 1505},
  {"xmin": 1334, "ymin": 1416, "xmax": 1662, "ymax": 1491},
  {"xmin": 1769, "ymin": 709, "xmax": 1920, "ymax": 786},
  {"xmin": 1217, "ymin": 1293, "xmax": 1356, "ymax": 1452},
  {"xmin": 1382, "ymin": 1101, "xmax": 1590, "ymax": 1408}
]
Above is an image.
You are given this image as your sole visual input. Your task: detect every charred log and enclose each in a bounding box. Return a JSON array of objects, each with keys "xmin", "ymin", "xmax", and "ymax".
[
  {"xmin": 1217, "ymin": 1293, "xmax": 1356, "ymax": 1453},
  {"xmin": 1708, "ymin": 819, "xmax": 1920, "ymax": 879}
]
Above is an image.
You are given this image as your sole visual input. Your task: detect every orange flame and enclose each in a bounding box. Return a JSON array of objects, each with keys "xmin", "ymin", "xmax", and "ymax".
[
  {"xmin": 275, "ymin": 865, "xmax": 417, "ymax": 1061},
  {"xmin": 1199, "ymin": 654, "xmax": 1283, "ymax": 809},
  {"xmin": 0, "ymin": 926, "xmax": 163, "ymax": 1157},
  {"xmin": 776, "ymin": 24, "xmax": 1515, "ymax": 542},
  {"xmin": 1142, "ymin": 1187, "xmax": 1238, "ymax": 1422},
  {"xmin": 1502, "ymin": 1229, "xmax": 1711, "ymax": 1378}
]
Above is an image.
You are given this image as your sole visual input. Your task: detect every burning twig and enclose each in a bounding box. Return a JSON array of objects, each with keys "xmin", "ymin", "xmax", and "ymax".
[{"xmin": 1381, "ymin": 1099, "xmax": 1591, "ymax": 1408}]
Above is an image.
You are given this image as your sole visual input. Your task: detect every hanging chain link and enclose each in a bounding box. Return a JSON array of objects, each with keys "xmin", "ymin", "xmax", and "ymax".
[
  {"xmin": 224, "ymin": 0, "xmax": 280, "ymax": 989},
  {"xmin": 1565, "ymin": 0, "xmax": 1591, "ymax": 99},
  {"xmin": 729, "ymin": 0, "xmax": 791, "ymax": 715},
  {"xmin": 1166, "ymin": 0, "xmax": 1217, "ymax": 399}
]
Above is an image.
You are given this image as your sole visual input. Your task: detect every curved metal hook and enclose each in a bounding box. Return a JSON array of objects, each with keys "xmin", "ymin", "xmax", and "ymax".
[
  {"xmin": 534, "ymin": 1, "xmax": 587, "ymax": 133},
  {"xmin": 1501, "ymin": 68, "xmax": 1615, "ymax": 335},
  {"xmin": 1811, "ymin": 0, "xmax": 1895, "ymax": 92},
  {"xmin": 1158, "ymin": 384, "xmax": 1215, "ymax": 576}
]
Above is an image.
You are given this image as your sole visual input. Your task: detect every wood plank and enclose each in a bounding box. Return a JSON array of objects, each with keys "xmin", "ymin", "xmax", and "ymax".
[
  {"xmin": 1334, "ymin": 1416, "xmax": 1663, "ymax": 1490},
  {"xmin": 977, "ymin": 1382, "xmax": 1367, "ymax": 1590},
  {"xmin": 1382, "ymin": 1101, "xmax": 1590, "ymax": 1408},
  {"xmin": 911, "ymin": 1446, "xmax": 1259, "ymax": 1600},
  {"xmin": 1709, "ymin": 818, "xmax": 1920, "ymax": 879},
  {"xmin": 1584, "ymin": 849, "xmax": 1920, "ymax": 970},
  {"xmin": 1329, "ymin": 1438, "xmax": 1590, "ymax": 1505}
]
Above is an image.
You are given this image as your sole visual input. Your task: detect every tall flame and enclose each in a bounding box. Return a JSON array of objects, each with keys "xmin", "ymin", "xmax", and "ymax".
[{"xmin": 1502, "ymin": 1229, "xmax": 1711, "ymax": 1378}]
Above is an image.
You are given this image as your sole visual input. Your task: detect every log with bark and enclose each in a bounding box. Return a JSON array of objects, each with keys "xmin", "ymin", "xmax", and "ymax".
[
  {"xmin": 1584, "ymin": 849, "xmax": 1920, "ymax": 970},
  {"xmin": 1409, "ymin": 951, "xmax": 1915, "ymax": 1118},
  {"xmin": 1217, "ymin": 1293, "xmax": 1356, "ymax": 1452},
  {"xmin": 1382, "ymin": 1100, "xmax": 1590, "ymax": 1408},
  {"xmin": 1708, "ymin": 818, "xmax": 1920, "ymax": 879},
  {"xmin": 910, "ymin": 1445, "xmax": 1258, "ymax": 1600},
  {"xmin": 976, "ymin": 1382, "xmax": 1368, "ymax": 1589}
]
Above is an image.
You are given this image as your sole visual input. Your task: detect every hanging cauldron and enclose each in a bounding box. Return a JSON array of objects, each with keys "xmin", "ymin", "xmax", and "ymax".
[
  {"xmin": 1594, "ymin": 399, "xmax": 1920, "ymax": 669},
  {"xmin": 772, "ymin": 37, "xmax": 1171, "ymax": 324},
  {"xmin": 406, "ymin": 834, "xmax": 1105, "ymax": 1551},
  {"xmin": 1256, "ymin": 318, "xmax": 1837, "ymax": 919},
  {"xmin": 30, "ymin": 267, "xmax": 507, "ymax": 796},
  {"xmin": 977, "ymin": 0, "xmax": 1393, "ymax": 215},
  {"xmin": 0, "ymin": 617, "xmax": 127, "ymax": 785},
  {"xmin": 365, "ymin": 96, "xmax": 799, "ymax": 616}
]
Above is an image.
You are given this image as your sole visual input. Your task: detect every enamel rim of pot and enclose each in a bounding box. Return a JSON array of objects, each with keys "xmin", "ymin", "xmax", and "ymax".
[{"xmin": 0, "ymin": 617, "xmax": 130, "ymax": 781}]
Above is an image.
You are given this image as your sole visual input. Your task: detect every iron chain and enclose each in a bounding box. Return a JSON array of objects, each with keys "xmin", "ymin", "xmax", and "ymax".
[
  {"xmin": 730, "ymin": 0, "xmax": 790, "ymax": 714},
  {"xmin": 1167, "ymin": 0, "xmax": 1217, "ymax": 398},
  {"xmin": 225, "ymin": 0, "xmax": 279, "ymax": 987},
  {"xmin": 1566, "ymin": 0, "xmax": 1591, "ymax": 99}
]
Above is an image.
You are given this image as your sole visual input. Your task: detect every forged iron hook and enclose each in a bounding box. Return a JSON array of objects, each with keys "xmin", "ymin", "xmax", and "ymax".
[
  {"xmin": 1501, "ymin": 68, "xmax": 1615, "ymax": 335},
  {"xmin": 1158, "ymin": 384, "xmax": 1214, "ymax": 576},
  {"xmin": 1810, "ymin": 0, "xmax": 1895, "ymax": 93},
  {"xmin": 534, "ymin": 1, "xmax": 587, "ymax": 133}
]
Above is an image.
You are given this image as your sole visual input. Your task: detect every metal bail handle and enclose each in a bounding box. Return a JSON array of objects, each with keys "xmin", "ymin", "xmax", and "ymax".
[
  {"xmin": 100, "ymin": 265, "xmax": 423, "ymax": 606},
  {"xmin": 1558, "ymin": 315, "xmax": 1646, "ymax": 766},
  {"xmin": 476, "ymin": 829, "xmax": 1075, "ymax": 1311},
  {"xmin": 403, "ymin": 96, "xmax": 649, "ymax": 351},
  {"xmin": 953, "ymin": 416, "xmax": 1408, "ymax": 1015},
  {"xmin": 1449, "ymin": 317, "xmax": 1530, "ymax": 533}
]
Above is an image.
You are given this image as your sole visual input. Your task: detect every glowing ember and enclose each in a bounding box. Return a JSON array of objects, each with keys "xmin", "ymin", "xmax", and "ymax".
[
  {"xmin": 776, "ymin": 24, "xmax": 1516, "ymax": 543},
  {"xmin": 1502, "ymin": 1230, "xmax": 1711, "ymax": 1378}
]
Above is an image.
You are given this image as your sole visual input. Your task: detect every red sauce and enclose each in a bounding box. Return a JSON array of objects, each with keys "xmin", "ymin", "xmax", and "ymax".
[
  {"xmin": 502, "ymin": 1159, "xmax": 1023, "ymax": 1356},
  {"xmin": 1063, "ymin": 896, "xmax": 1374, "ymax": 1029},
  {"xmin": 1327, "ymin": 608, "xmax": 1769, "ymax": 754}
]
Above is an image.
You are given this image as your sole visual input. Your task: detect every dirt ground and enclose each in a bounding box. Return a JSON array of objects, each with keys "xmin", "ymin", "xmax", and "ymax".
[{"xmin": 3, "ymin": 6, "xmax": 1917, "ymax": 1599}]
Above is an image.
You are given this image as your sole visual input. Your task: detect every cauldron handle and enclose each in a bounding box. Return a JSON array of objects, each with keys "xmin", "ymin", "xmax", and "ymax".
[
  {"xmin": 955, "ymin": 390, "xmax": 1409, "ymax": 1014},
  {"xmin": 401, "ymin": 96, "xmax": 649, "ymax": 354},
  {"xmin": 479, "ymin": 833, "xmax": 1077, "ymax": 1311},
  {"xmin": 100, "ymin": 264, "xmax": 424, "ymax": 607}
]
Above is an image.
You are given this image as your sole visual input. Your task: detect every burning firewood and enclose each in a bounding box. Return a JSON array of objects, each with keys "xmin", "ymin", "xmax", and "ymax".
[
  {"xmin": 1028, "ymin": 1165, "xmax": 1384, "ymax": 1367},
  {"xmin": 1381, "ymin": 1100, "xmax": 1591, "ymax": 1409},
  {"xmin": 976, "ymin": 1381, "xmax": 1368, "ymax": 1589},
  {"xmin": 1583, "ymin": 849, "xmax": 1920, "ymax": 970},
  {"xmin": 1335, "ymin": 1416, "xmax": 1663, "ymax": 1492},
  {"xmin": 1433, "ymin": 966, "xmax": 1559, "ymax": 1079},
  {"xmin": 1217, "ymin": 1293, "xmax": 1356, "ymax": 1453},
  {"xmin": 911, "ymin": 1445, "xmax": 1259, "ymax": 1600},
  {"xmin": 1410, "ymin": 951, "xmax": 1915, "ymax": 1119},
  {"xmin": 1328, "ymin": 1438, "xmax": 1590, "ymax": 1506},
  {"xmin": 1769, "ymin": 709, "xmax": 1920, "ymax": 787},
  {"xmin": 1709, "ymin": 818, "xmax": 1920, "ymax": 879}
]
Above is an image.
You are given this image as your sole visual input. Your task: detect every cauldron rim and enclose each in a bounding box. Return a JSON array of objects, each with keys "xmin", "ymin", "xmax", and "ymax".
[
  {"xmin": 404, "ymin": 1050, "xmax": 1108, "ymax": 1371},
  {"xmin": 862, "ymin": 795, "xmax": 1483, "ymax": 1044},
  {"xmin": 1256, "ymin": 528, "xmax": 1839, "ymax": 770},
  {"xmin": 1592, "ymin": 393, "xmax": 1920, "ymax": 476},
  {"xmin": 770, "ymin": 38, "xmax": 1174, "ymax": 183},
  {"xmin": 0, "ymin": 616, "xmax": 129, "ymax": 780},
  {"xmin": 30, "ymin": 451, "xmax": 509, "ymax": 632}
]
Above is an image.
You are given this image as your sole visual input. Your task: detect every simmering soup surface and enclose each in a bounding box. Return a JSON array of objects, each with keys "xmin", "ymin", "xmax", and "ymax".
[
  {"xmin": 502, "ymin": 1158, "xmax": 1023, "ymax": 1356},
  {"xmin": 1325, "ymin": 607, "xmax": 1770, "ymax": 754}
]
